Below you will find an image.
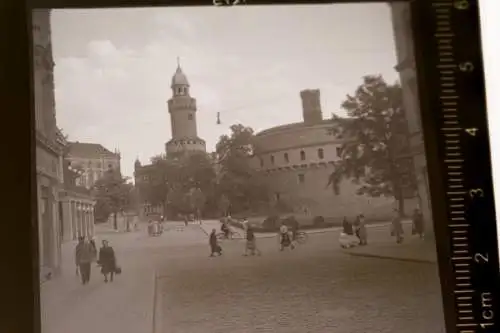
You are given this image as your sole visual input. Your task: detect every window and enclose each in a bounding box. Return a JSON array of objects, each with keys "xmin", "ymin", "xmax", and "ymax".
[
  {"xmin": 298, "ymin": 174, "xmax": 305, "ymax": 184},
  {"xmin": 284, "ymin": 153, "xmax": 289, "ymax": 163},
  {"xmin": 300, "ymin": 150, "xmax": 306, "ymax": 161},
  {"xmin": 188, "ymin": 113, "xmax": 193, "ymax": 120},
  {"xmin": 317, "ymin": 148, "xmax": 324, "ymax": 159},
  {"xmin": 336, "ymin": 147, "xmax": 343, "ymax": 157},
  {"xmin": 270, "ymin": 155, "xmax": 275, "ymax": 165}
]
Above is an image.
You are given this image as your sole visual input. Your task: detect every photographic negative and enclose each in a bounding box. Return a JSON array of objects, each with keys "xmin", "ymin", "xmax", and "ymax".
[{"xmin": 34, "ymin": 3, "xmax": 447, "ymax": 333}]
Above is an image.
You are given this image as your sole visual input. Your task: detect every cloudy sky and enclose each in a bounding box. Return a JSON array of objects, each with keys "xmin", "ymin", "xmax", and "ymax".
[{"xmin": 50, "ymin": 3, "xmax": 400, "ymax": 178}]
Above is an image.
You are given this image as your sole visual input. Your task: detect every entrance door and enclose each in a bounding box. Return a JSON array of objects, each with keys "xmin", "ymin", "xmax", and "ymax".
[
  {"xmin": 41, "ymin": 186, "xmax": 53, "ymax": 269},
  {"xmin": 59, "ymin": 201, "xmax": 64, "ymax": 240}
]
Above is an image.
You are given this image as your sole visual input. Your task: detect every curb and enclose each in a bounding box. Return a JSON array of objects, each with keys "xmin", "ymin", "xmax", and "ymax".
[
  {"xmin": 152, "ymin": 270, "xmax": 159, "ymax": 333},
  {"xmin": 197, "ymin": 224, "xmax": 209, "ymax": 236},
  {"xmin": 344, "ymin": 251, "xmax": 436, "ymax": 264}
]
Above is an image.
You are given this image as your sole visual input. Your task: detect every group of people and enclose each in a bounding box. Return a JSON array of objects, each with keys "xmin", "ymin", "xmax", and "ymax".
[
  {"xmin": 341, "ymin": 208, "xmax": 425, "ymax": 246},
  {"xmin": 74, "ymin": 236, "xmax": 118, "ymax": 284},
  {"xmin": 209, "ymin": 218, "xmax": 300, "ymax": 257},
  {"xmin": 147, "ymin": 219, "xmax": 163, "ymax": 236},
  {"xmin": 209, "ymin": 218, "xmax": 262, "ymax": 257},
  {"xmin": 341, "ymin": 214, "xmax": 368, "ymax": 246}
]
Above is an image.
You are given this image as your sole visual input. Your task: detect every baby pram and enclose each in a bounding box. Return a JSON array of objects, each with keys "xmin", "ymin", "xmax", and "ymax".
[{"xmin": 339, "ymin": 232, "xmax": 359, "ymax": 248}]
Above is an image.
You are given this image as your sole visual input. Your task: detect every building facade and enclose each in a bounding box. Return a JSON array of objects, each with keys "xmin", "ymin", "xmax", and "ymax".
[
  {"xmin": 59, "ymin": 148, "xmax": 97, "ymax": 243},
  {"xmin": 33, "ymin": 9, "xmax": 65, "ymax": 281},
  {"xmin": 65, "ymin": 142, "xmax": 121, "ymax": 189},
  {"xmin": 250, "ymin": 89, "xmax": 404, "ymax": 221},
  {"xmin": 390, "ymin": 2, "xmax": 434, "ymax": 237},
  {"xmin": 135, "ymin": 62, "xmax": 207, "ymax": 218}
]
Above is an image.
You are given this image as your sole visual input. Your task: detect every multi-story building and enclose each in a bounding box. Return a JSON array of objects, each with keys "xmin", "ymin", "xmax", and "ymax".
[
  {"xmin": 249, "ymin": 89, "xmax": 411, "ymax": 221},
  {"xmin": 65, "ymin": 141, "xmax": 121, "ymax": 189},
  {"xmin": 59, "ymin": 135, "xmax": 97, "ymax": 243},
  {"xmin": 33, "ymin": 9, "xmax": 65, "ymax": 282},
  {"xmin": 390, "ymin": 2, "xmax": 434, "ymax": 237},
  {"xmin": 135, "ymin": 61, "xmax": 207, "ymax": 218}
]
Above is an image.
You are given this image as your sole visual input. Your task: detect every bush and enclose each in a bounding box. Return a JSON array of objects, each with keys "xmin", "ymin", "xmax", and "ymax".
[
  {"xmin": 282, "ymin": 215, "xmax": 299, "ymax": 228},
  {"xmin": 313, "ymin": 216, "xmax": 325, "ymax": 226},
  {"xmin": 262, "ymin": 215, "xmax": 280, "ymax": 230}
]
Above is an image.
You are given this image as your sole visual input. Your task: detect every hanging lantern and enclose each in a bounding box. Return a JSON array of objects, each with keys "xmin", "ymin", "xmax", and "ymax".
[{"xmin": 216, "ymin": 112, "xmax": 221, "ymax": 125}]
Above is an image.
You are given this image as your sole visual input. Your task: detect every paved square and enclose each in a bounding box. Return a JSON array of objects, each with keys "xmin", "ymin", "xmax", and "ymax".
[{"xmin": 157, "ymin": 232, "xmax": 446, "ymax": 333}]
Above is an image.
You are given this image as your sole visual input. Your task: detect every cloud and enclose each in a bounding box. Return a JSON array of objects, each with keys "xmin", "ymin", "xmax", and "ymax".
[{"xmin": 51, "ymin": 4, "xmax": 399, "ymax": 178}]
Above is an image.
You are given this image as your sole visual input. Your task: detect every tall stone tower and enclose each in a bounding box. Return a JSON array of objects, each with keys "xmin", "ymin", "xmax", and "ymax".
[
  {"xmin": 300, "ymin": 89, "xmax": 323, "ymax": 125},
  {"xmin": 165, "ymin": 59, "xmax": 206, "ymax": 156}
]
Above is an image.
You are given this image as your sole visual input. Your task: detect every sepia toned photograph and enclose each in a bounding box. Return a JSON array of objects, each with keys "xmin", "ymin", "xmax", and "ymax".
[{"xmin": 34, "ymin": 3, "xmax": 446, "ymax": 333}]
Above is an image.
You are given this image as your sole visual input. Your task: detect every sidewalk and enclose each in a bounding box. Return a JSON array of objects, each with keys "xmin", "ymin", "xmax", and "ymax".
[
  {"xmin": 40, "ymin": 226, "xmax": 157, "ymax": 333},
  {"xmin": 342, "ymin": 222, "xmax": 438, "ymax": 264},
  {"xmin": 344, "ymin": 239, "xmax": 437, "ymax": 264}
]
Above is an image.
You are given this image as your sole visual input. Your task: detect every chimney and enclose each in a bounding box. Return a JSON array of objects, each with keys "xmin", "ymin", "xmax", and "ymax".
[{"xmin": 300, "ymin": 89, "xmax": 323, "ymax": 125}]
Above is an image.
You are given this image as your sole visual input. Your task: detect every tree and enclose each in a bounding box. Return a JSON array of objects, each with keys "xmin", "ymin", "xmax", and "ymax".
[
  {"xmin": 138, "ymin": 152, "xmax": 217, "ymax": 219},
  {"xmin": 188, "ymin": 187, "xmax": 207, "ymax": 221},
  {"xmin": 216, "ymin": 124, "xmax": 270, "ymax": 214},
  {"xmin": 93, "ymin": 170, "xmax": 133, "ymax": 230},
  {"xmin": 326, "ymin": 75, "xmax": 416, "ymax": 215},
  {"xmin": 218, "ymin": 194, "xmax": 231, "ymax": 217},
  {"xmin": 142, "ymin": 156, "xmax": 172, "ymax": 217}
]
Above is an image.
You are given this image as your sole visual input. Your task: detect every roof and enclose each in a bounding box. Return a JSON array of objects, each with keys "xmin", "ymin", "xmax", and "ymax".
[
  {"xmin": 171, "ymin": 65, "xmax": 189, "ymax": 87},
  {"xmin": 66, "ymin": 142, "xmax": 117, "ymax": 159},
  {"xmin": 256, "ymin": 119, "xmax": 336, "ymax": 137}
]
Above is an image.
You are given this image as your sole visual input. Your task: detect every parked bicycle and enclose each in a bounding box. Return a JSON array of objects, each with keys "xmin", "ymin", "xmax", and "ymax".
[{"xmin": 216, "ymin": 229, "xmax": 241, "ymax": 240}]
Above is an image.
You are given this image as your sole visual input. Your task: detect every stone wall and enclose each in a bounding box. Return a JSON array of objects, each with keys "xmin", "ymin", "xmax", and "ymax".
[{"xmin": 263, "ymin": 165, "xmax": 418, "ymax": 221}]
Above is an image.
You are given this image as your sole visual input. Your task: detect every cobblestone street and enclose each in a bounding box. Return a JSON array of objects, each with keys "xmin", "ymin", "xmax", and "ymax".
[
  {"xmin": 41, "ymin": 222, "xmax": 446, "ymax": 333},
  {"xmin": 157, "ymin": 229, "xmax": 446, "ymax": 333}
]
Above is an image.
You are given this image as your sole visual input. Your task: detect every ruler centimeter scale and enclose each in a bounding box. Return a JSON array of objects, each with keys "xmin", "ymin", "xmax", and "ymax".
[{"xmin": 432, "ymin": 0, "xmax": 496, "ymax": 332}]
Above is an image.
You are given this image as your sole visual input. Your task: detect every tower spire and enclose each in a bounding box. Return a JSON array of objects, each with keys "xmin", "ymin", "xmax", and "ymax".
[{"xmin": 177, "ymin": 56, "xmax": 180, "ymax": 68}]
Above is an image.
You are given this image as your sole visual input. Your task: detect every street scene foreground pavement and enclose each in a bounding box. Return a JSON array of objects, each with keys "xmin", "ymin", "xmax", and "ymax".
[
  {"xmin": 41, "ymin": 220, "xmax": 445, "ymax": 333},
  {"xmin": 157, "ymin": 221, "xmax": 445, "ymax": 333}
]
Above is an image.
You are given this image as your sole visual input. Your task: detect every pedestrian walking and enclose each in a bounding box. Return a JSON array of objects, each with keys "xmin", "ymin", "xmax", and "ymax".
[
  {"xmin": 357, "ymin": 214, "xmax": 368, "ymax": 245},
  {"xmin": 244, "ymin": 225, "xmax": 261, "ymax": 256},
  {"xmin": 279, "ymin": 221, "xmax": 294, "ymax": 251},
  {"xmin": 89, "ymin": 238, "xmax": 98, "ymax": 262},
  {"xmin": 342, "ymin": 216, "xmax": 353, "ymax": 235},
  {"xmin": 75, "ymin": 236, "xmax": 94, "ymax": 285},
  {"xmin": 353, "ymin": 215, "xmax": 361, "ymax": 242},
  {"xmin": 98, "ymin": 240, "xmax": 117, "ymax": 283},
  {"xmin": 209, "ymin": 229, "xmax": 222, "ymax": 257},
  {"xmin": 412, "ymin": 208, "xmax": 425, "ymax": 239},
  {"xmin": 391, "ymin": 209, "xmax": 404, "ymax": 244}
]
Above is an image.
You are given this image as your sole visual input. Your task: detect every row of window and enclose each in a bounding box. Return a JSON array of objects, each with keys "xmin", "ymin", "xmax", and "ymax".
[
  {"xmin": 174, "ymin": 87, "xmax": 189, "ymax": 96},
  {"xmin": 260, "ymin": 147, "xmax": 342, "ymax": 168},
  {"xmin": 73, "ymin": 161, "xmax": 115, "ymax": 169}
]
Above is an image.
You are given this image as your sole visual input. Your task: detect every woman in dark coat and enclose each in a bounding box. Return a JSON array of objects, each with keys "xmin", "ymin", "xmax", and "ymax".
[
  {"xmin": 391, "ymin": 209, "xmax": 404, "ymax": 244},
  {"xmin": 412, "ymin": 208, "xmax": 424, "ymax": 239},
  {"xmin": 342, "ymin": 217, "xmax": 353, "ymax": 235},
  {"xmin": 209, "ymin": 229, "xmax": 222, "ymax": 257},
  {"xmin": 98, "ymin": 240, "xmax": 117, "ymax": 283}
]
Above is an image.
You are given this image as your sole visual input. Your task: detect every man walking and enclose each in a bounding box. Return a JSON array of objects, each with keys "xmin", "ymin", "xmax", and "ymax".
[
  {"xmin": 75, "ymin": 236, "xmax": 94, "ymax": 284},
  {"xmin": 244, "ymin": 225, "xmax": 261, "ymax": 256}
]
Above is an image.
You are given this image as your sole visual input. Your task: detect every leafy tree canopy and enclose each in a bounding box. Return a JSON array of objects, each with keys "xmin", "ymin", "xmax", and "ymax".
[
  {"xmin": 215, "ymin": 124, "xmax": 269, "ymax": 213},
  {"xmin": 93, "ymin": 170, "xmax": 133, "ymax": 228},
  {"xmin": 326, "ymin": 75, "xmax": 416, "ymax": 212}
]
